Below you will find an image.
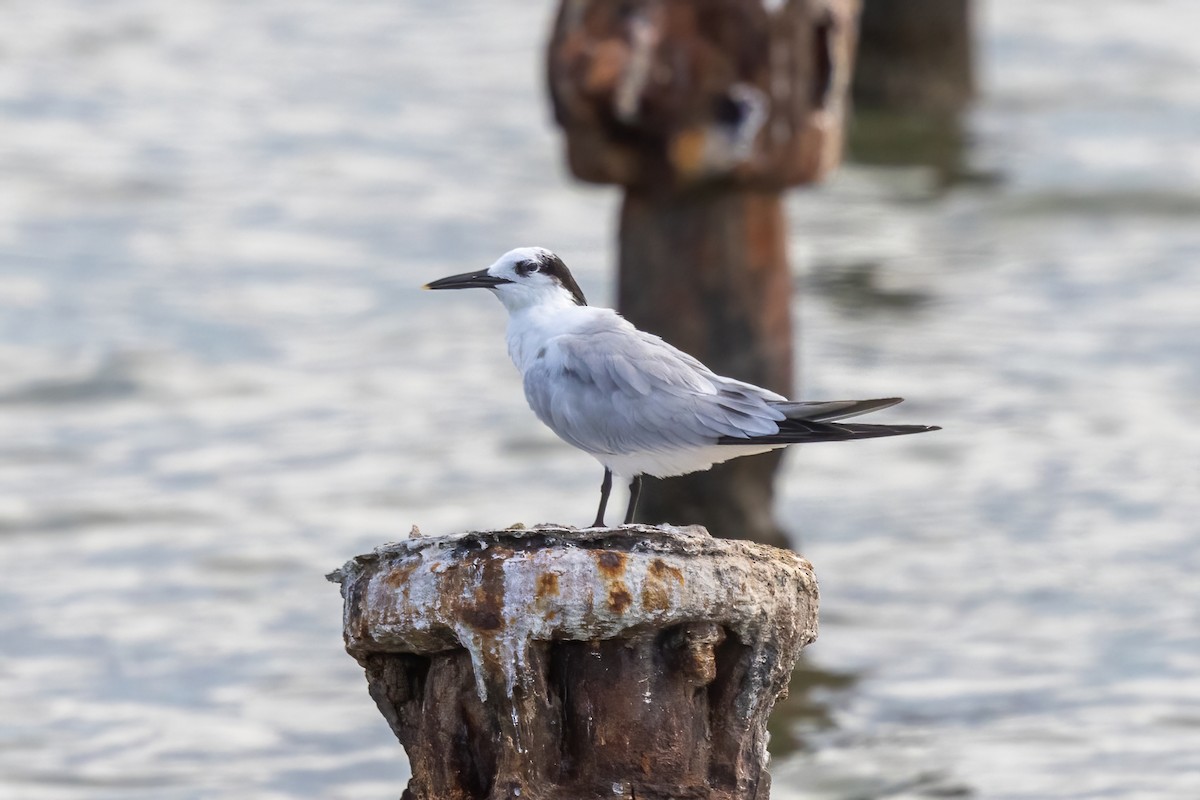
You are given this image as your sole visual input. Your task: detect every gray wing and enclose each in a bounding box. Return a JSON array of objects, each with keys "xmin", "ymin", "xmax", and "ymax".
[{"xmin": 522, "ymin": 326, "xmax": 786, "ymax": 456}]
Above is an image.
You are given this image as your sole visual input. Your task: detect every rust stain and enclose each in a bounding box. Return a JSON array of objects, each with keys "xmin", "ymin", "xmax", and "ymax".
[
  {"xmin": 595, "ymin": 550, "xmax": 627, "ymax": 577},
  {"xmin": 382, "ymin": 559, "xmax": 420, "ymax": 590},
  {"xmin": 535, "ymin": 571, "xmax": 560, "ymax": 601},
  {"xmin": 641, "ymin": 582, "xmax": 670, "ymax": 612},
  {"xmin": 457, "ymin": 550, "xmax": 509, "ymax": 633},
  {"xmin": 595, "ymin": 550, "xmax": 632, "ymax": 615},
  {"xmin": 607, "ymin": 585, "xmax": 632, "ymax": 615},
  {"xmin": 383, "ymin": 559, "xmax": 423, "ymax": 611},
  {"xmin": 642, "ymin": 559, "xmax": 682, "ymax": 612},
  {"xmin": 584, "ymin": 39, "xmax": 628, "ymax": 94},
  {"xmin": 668, "ymin": 128, "xmax": 708, "ymax": 177},
  {"xmin": 460, "ymin": 605, "xmax": 504, "ymax": 632},
  {"xmin": 649, "ymin": 558, "xmax": 684, "ymax": 584}
]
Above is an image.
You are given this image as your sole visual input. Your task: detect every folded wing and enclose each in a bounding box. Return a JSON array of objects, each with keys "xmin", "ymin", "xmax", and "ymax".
[{"xmin": 522, "ymin": 323, "xmax": 938, "ymax": 455}]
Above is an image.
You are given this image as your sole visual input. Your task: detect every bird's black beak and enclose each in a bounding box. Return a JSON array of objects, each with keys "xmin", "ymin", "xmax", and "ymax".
[{"xmin": 423, "ymin": 269, "xmax": 512, "ymax": 291}]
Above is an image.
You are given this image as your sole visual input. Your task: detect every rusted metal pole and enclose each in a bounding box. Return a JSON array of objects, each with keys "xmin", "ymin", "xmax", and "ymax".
[
  {"xmin": 617, "ymin": 190, "xmax": 794, "ymax": 546},
  {"xmin": 547, "ymin": 0, "xmax": 860, "ymax": 547},
  {"xmin": 330, "ymin": 525, "xmax": 818, "ymax": 800}
]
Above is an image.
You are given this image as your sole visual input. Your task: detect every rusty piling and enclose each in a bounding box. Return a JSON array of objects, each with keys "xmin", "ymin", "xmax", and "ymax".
[
  {"xmin": 546, "ymin": 0, "xmax": 860, "ymax": 547},
  {"xmin": 330, "ymin": 525, "xmax": 818, "ymax": 800}
]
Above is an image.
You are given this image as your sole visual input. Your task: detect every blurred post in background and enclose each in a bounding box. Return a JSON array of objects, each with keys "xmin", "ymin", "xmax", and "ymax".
[
  {"xmin": 547, "ymin": 0, "xmax": 860, "ymax": 548},
  {"xmin": 850, "ymin": 0, "xmax": 976, "ymax": 184},
  {"xmin": 853, "ymin": 0, "xmax": 973, "ymax": 112}
]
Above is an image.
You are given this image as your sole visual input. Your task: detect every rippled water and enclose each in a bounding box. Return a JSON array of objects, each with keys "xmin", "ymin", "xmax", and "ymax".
[{"xmin": 1, "ymin": 2, "xmax": 1197, "ymax": 798}]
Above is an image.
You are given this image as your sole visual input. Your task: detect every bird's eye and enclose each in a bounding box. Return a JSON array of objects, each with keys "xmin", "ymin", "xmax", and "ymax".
[{"xmin": 516, "ymin": 260, "xmax": 541, "ymax": 276}]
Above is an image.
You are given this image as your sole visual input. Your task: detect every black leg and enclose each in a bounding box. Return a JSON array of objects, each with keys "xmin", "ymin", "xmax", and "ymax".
[
  {"xmin": 591, "ymin": 468, "xmax": 613, "ymax": 528},
  {"xmin": 623, "ymin": 475, "xmax": 643, "ymax": 525}
]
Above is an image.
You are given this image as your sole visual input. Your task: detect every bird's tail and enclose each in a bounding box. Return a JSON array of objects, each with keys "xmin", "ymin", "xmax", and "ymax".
[{"xmin": 718, "ymin": 398, "xmax": 940, "ymax": 445}]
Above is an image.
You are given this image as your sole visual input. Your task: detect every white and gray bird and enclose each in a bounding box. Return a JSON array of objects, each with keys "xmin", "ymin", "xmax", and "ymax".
[{"xmin": 425, "ymin": 247, "xmax": 939, "ymax": 528}]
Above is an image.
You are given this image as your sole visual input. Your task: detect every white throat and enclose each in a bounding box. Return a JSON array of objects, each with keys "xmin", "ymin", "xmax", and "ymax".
[
  {"xmin": 492, "ymin": 278, "xmax": 577, "ymax": 313},
  {"xmin": 503, "ymin": 294, "xmax": 587, "ymax": 374}
]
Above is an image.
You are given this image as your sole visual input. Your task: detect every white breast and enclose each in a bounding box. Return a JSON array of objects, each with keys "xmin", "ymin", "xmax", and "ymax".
[{"xmin": 505, "ymin": 304, "xmax": 614, "ymax": 375}]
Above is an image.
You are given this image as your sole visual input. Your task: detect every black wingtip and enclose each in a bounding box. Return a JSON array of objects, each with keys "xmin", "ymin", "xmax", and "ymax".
[{"xmin": 718, "ymin": 419, "xmax": 940, "ymax": 445}]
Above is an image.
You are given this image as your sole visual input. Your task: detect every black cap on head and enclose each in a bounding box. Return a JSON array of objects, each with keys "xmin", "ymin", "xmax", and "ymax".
[{"xmin": 515, "ymin": 250, "xmax": 587, "ymax": 306}]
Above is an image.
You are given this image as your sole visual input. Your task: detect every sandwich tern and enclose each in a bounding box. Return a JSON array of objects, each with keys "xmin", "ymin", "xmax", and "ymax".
[{"xmin": 426, "ymin": 247, "xmax": 939, "ymax": 528}]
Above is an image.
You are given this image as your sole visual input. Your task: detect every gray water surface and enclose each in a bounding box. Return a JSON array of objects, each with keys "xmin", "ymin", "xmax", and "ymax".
[{"xmin": 1, "ymin": 2, "xmax": 1198, "ymax": 798}]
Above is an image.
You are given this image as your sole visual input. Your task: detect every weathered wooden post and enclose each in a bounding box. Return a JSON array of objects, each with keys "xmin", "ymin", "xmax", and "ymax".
[
  {"xmin": 331, "ymin": 525, "xmax": 818, "ymax": 799},
  {"xmin": 546, "ymin": 0, "xmax": 860, "ymax": 548}
]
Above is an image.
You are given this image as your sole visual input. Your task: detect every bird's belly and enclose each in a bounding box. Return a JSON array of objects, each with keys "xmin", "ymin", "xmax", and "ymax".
[{"xmin": 599, "ymin": 444, "xmax": 785, "ymax": 479}]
